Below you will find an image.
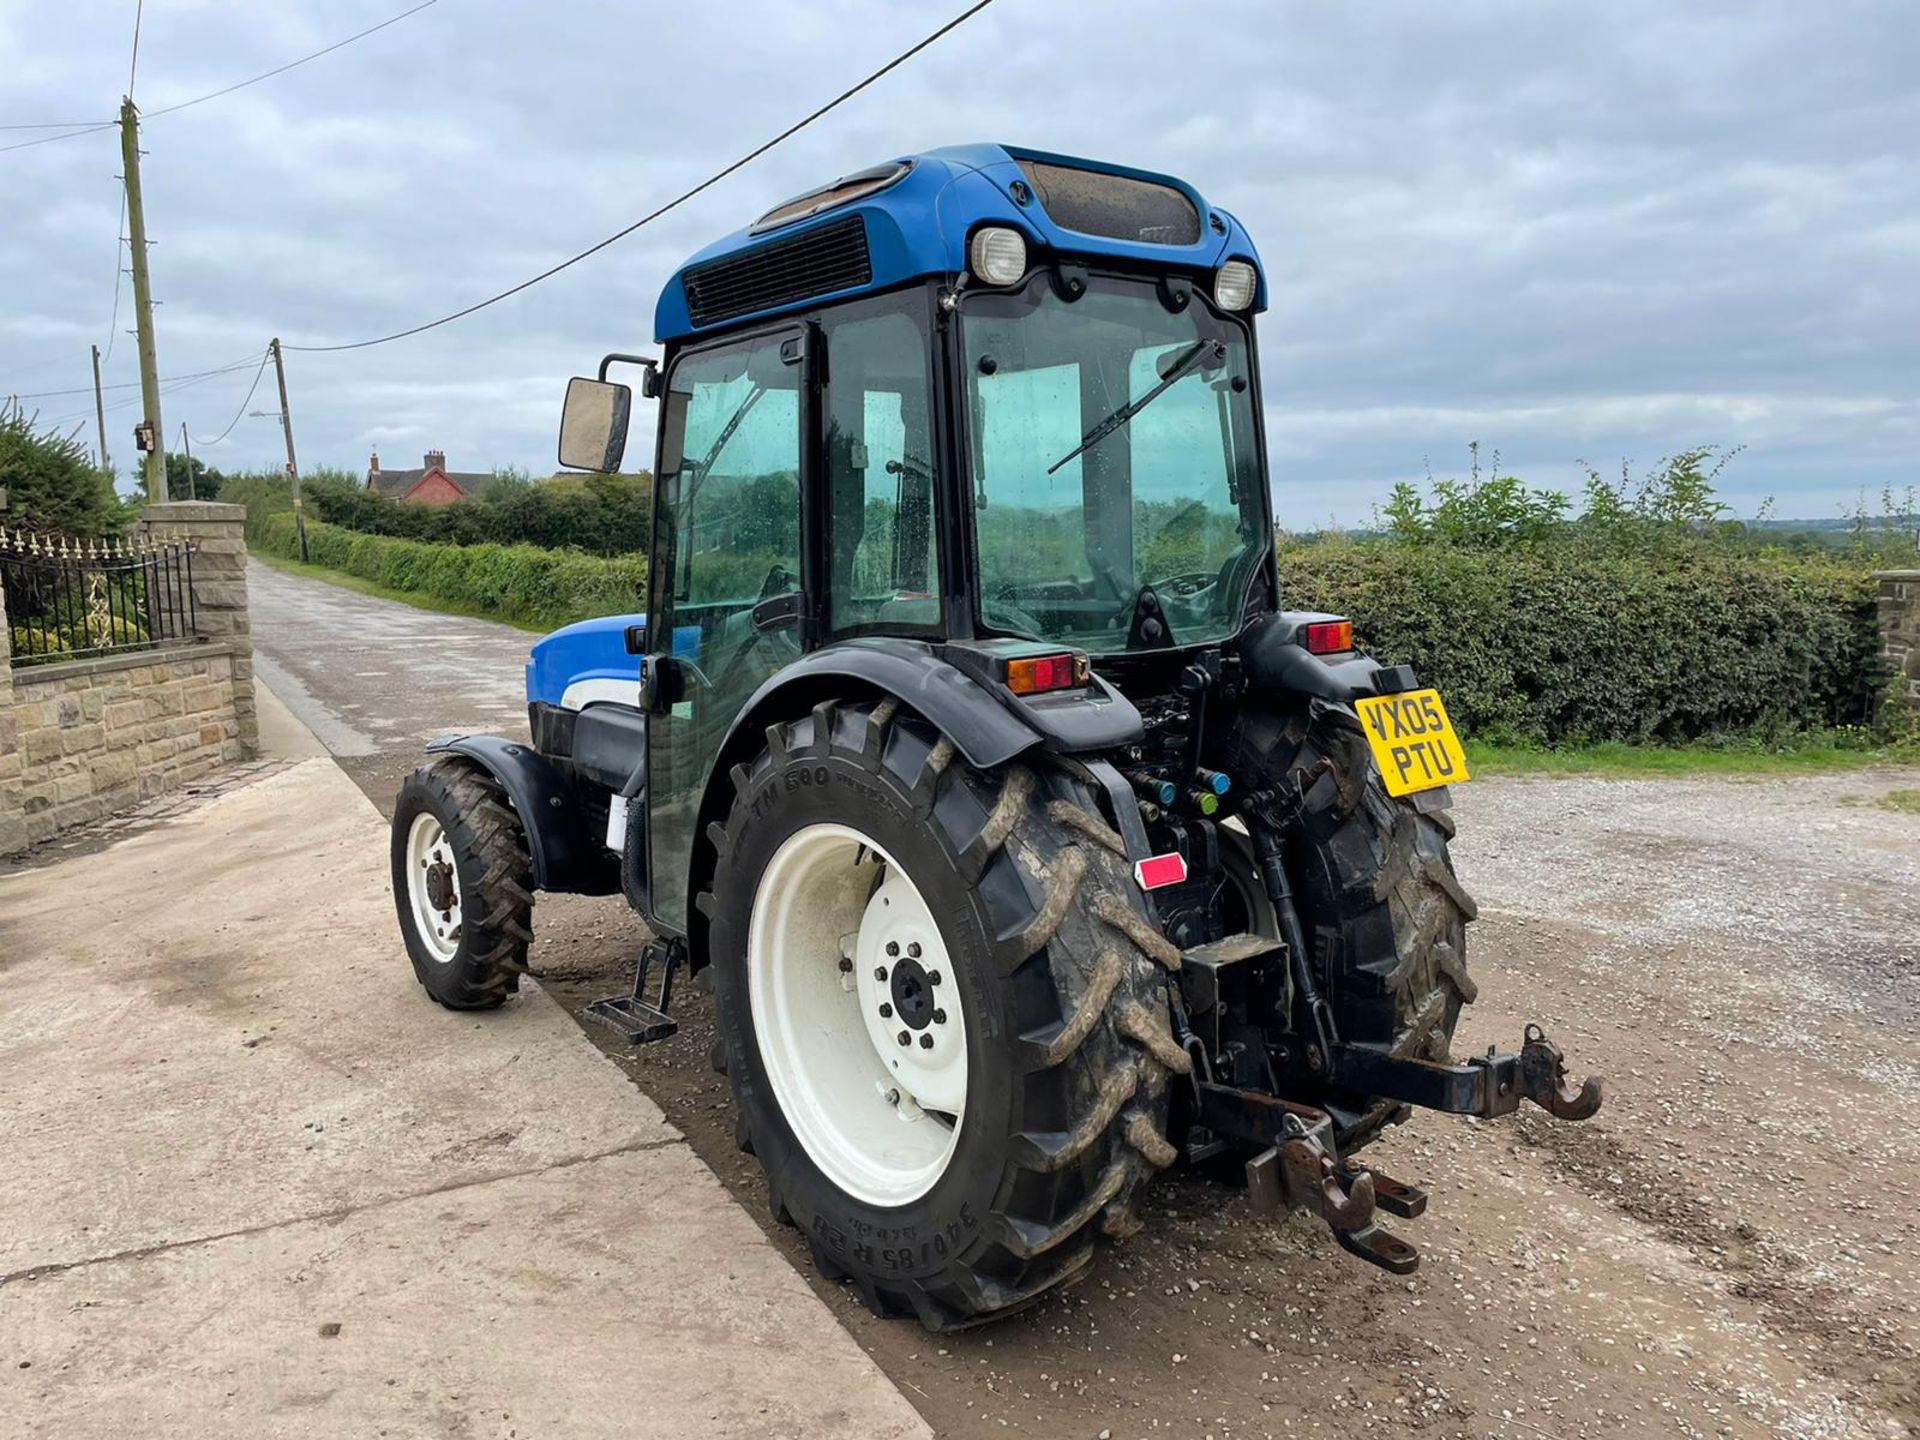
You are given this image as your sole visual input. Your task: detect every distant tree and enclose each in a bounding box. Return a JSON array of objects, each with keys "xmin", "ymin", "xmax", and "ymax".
[
  {"xmin": 0, "ymin": 400, "xmax": 124, "ymax": 537},
  {"xmin": 164, "ymin": 451, "xmax": 225, "ymax": 501}
]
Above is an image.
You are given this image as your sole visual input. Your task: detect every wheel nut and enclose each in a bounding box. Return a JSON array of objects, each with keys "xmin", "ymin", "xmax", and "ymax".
[
  {"xmin": 897, "ymin": 1031, "xmax": 911, "ymax": 1047},
  {"xmin": 879, "ymin": 1003, "xmax": 893, "ymax": 1019},
  {"xmin": 928, "ymin": 970, "xmax": 943, "ymax": 986},
  {"xmin": 906, "ymin": 942, "xmax": 922, "ymax": 959},
  {"xmin": 838, "ymin": 957, "xmax": 852, "ymax": 973},
  {"xmin": 932, "ymin": 1009, "xmax": 947, "ymax": 1025},
  {"xmin": 886, "ymin": 941, "xmax": 900, "ymax": 957},
  {"xmin": 874, "ymin": 966, "xmax": 888, "ymax": 982},
  {"xmin": 918, "ymin": 1034, "xmax": 934, "ymax": 1049}
]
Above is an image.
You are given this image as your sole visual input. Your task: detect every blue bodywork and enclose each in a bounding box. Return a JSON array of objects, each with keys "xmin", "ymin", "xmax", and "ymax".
[
  {"xmin": 526, "ymin": 614, "xmax": 646, "ymax": 709},
  {"xmin": 654, "ymin": 143, "xmax": 1266, "ymax": 344}
]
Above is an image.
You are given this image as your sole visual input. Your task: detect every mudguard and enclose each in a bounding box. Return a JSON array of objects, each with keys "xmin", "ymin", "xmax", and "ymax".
[
  {"xmin": 719, "ymin": 638, "xmax": 1057, "ymax": 774},
  {"xmin": 424, "ymin": 733, "xmax": 619, "ymax": 896},
  {"xmin": 1239, "ymin": 612, "xmax": 1411, "ymax": 703}
]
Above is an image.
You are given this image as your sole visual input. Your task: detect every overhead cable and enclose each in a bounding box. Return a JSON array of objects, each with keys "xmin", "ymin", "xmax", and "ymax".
[{"xmin": 284, "ymin": 0, "xmax": 996, "ymax": 353}]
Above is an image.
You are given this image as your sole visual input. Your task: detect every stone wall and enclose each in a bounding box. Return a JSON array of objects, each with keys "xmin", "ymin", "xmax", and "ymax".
[
  {"xmin": 1877, "ymin": 569, "xmax": 1920, "ymax": 711},
  {"xmin": 0, "ymin": 501, "xmax": 258, "ymax": 857},
  {"xmin": 6, "ymin": 646, "xmax": 246, "ymax": 849}
]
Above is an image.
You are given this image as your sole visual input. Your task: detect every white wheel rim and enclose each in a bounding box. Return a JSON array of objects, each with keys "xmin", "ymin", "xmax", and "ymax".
[
  {"xmin": 405, "ymin": 812, "xmax": 464, "ymax": 964},
  {"xmin": 748, "ymin": 822, "xmax": 967, "ymax": 1208}
]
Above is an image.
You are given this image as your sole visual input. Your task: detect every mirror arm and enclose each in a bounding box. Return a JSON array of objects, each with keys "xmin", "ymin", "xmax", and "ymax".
[{"xmin": 599, "ymin": 352, "xmax": 662, "ymax": 399}]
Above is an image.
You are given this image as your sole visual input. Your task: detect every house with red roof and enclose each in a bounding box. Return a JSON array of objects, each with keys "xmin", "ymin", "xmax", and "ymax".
[{"xmin": 365, "ymin": 450, "xmax": 490, "ymax": 506}]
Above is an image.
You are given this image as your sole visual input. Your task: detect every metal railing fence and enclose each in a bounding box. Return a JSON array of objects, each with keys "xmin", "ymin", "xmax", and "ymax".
[{"xmin": 0, "ymin": 527, "xmax": 196, "ymax": 666}]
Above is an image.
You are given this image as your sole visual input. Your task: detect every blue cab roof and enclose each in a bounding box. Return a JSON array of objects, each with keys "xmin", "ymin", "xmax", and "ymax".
[{"xmin": 654, "ymin": 143, "xmax": 1266, "ymax": 344}]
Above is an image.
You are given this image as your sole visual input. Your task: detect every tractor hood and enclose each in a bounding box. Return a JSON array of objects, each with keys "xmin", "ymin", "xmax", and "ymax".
[{"xmin": 526, "ymin": 613, "xmax": 646, "ymax": 712}]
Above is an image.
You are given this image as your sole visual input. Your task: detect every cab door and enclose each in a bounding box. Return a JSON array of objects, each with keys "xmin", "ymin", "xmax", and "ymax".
[{"xmin": 643, "ymin": 327, "xmax": 807, "ymax": 932}]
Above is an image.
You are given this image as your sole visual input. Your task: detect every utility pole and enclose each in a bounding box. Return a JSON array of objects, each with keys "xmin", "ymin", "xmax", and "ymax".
[
  {"xmin": 179, "ymin": 422, "xmax": 193, "ymax": 498},
  {"xmin": 90, "ymin": 344, "xmax": 110, "ymax": 478},
  {"xmin": 119, "ymin": 97, "xmax": 166, "ymax": 502},
  {"xmin": 269, "ymin": 338, "xmax": 307, "ymax": 561}
]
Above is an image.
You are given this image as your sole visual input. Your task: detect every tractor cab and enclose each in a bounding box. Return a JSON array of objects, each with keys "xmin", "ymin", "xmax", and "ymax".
[
  {"xmin": 394, "ymin": 143, "xmax": 1601, "ymax": 1331},
  {"xmin": 557, "ymin": 145, "xmax": 1277, "ymax": 928}
]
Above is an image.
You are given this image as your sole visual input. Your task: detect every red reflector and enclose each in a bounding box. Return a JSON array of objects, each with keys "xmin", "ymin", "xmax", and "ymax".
[
  {"xmin": 1133, "ymin": 852, "xmax": 1188, "ymax": 891},
  {"xmin": 1005, "ymin": 652, "xmax": 1084, "ymax": 696},
  {"xmin": 1304, "ymin": 620, "xmax": 1353, "ymax": 654}
]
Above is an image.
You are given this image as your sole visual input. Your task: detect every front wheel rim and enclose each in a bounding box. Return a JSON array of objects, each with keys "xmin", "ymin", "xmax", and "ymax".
[
  {"xmin": 405, "ymin": 811, "xmax": 463, "ymax": 964},
  {"xmin": 747, "ymin": 822, "xmax": 967, "ymax": 1208}
]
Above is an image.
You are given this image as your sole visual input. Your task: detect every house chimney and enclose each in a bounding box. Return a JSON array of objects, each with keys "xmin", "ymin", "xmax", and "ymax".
[
  {"xmin": 367, "ymin": 451, "xmax": 380, "ymax": 489},
  {"xmin": 425, "ymin": 449, "xmax": 446, "ymax": 473}
]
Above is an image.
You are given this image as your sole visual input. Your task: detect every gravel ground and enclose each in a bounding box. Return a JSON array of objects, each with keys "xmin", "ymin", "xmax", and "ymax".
[{"xmin": 251, "ymin": 563, "xmax": 1920, "ymax": 1438}]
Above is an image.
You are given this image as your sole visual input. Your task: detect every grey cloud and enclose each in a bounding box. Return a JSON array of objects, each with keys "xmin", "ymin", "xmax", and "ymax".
[{"xmin": 1, "ymin": 0, "xmax": 1913, "ymax": 519}]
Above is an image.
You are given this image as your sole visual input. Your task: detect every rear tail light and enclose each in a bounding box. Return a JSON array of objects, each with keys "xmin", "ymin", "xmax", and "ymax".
[
  {"xmin": 1303, "ymin": 619, "xmax": 1353, "ymax": 655},
  {"xmin": 1004, "ymin": 652, "xmax": 1089, "ymax": 696}
]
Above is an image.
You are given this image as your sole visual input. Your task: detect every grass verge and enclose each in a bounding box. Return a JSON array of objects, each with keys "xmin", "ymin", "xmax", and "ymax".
[
  {"xmin": 251, "ymin": 550, "xmax": 546, "ymax": 634},
  {"xmin": 1468, "ymin": 735, "xmax": 1915, "ymax": 779}
]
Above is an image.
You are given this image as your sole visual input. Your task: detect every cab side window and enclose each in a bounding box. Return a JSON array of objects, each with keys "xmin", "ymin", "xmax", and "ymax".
[{"xmin": 822, "ymin": 298, "xmax": 939, "ymax": 634}]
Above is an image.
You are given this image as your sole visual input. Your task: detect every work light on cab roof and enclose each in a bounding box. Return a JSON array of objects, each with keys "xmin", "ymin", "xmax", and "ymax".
[{"xmin": 393, "ymin": 138, "xmax": 1603, "ymax": 1336}]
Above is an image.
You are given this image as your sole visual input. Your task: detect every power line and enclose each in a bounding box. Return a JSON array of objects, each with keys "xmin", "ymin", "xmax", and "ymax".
[
  {"xmin": 0, "ymin": 121, "xmax": 116, "ymax": 155},
  {"xmin": 147, "ymin": 0, "xmax": 440, "ymax": 122},
  {"xmin": 0, "ymin": 120, "xmax": 114, "ymax": 131},
  {"xmin": 102, "ymin": 188, "xmax": 128, "ymax": 364},
  {"xmin": 128, "ymin": 0, "xmax": 146, "ymax": 98},
  {"xmin": 190, "ymin": 349, "xmax": 273, "ymax": 446},
  {"xmin": 285, "ymin": 0, "xmax": 996, "ymax": 354},
  {"xmin": 42, "ymin": 361, "xmax": 252, "ymax": 429},
  {"xmin": 13, "ymin": 354, "xmax": 263, "ymax": 401},
  {"xmin": 0, "ymin": 0, "xmax": 441, "ymax": 155}
]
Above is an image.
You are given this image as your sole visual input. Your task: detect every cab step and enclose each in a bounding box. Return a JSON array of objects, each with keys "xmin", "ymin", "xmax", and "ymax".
[{"xmin": 584, "ymin": 938, "xmax": 682, "ymax": 1045}]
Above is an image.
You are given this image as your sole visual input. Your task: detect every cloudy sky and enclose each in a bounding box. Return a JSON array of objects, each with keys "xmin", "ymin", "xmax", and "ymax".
[{"xmin": 2, "ymin": 0, "xmax": 1914, "ymax": 523}]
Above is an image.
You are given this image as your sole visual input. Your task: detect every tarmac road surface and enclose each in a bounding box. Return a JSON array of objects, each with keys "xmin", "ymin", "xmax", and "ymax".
[{"xmin": 249, "ymin": 558, "xmax": 1920, "ymax": 1439}]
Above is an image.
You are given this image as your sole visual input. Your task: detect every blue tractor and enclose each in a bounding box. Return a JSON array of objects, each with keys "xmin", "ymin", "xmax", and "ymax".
[{"xmin": 390, "ymin": 144, "xmax": 1600, "ymax": 1328}]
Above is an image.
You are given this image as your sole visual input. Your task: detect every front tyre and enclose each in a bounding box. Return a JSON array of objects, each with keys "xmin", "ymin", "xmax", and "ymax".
[
  {"xmin": 391, "ymin": 758, "xmax": 534, "ymax": 1009},
  {"xmin": 705, "ymin": 698, "xmax": 1188, "ymax": 1331}
]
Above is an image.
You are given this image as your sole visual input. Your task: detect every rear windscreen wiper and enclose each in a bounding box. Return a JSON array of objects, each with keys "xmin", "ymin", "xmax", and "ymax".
[{"xmin": 1046, "ymin": 338, "xmax": 1225, "ymax": 476}]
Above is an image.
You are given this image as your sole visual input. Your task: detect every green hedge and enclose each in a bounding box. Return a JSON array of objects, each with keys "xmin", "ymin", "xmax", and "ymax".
[
  {"xmin": 1279, "ymin": 539, "xmax": 1884, "ymax": 744},
  {"xmin": 256, "ymin": 515, "xmax": 647, "ymax": 631}
]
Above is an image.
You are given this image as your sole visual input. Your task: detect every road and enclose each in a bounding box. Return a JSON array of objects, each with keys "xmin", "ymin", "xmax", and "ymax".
[{"xmin": 250, "ymin": 558, "xmax": 1920, "ymax": 1439}]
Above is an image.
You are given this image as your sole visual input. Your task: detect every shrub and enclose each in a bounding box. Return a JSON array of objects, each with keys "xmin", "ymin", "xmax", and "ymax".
[
  {"xmin": 255, "ymin": 516, "xmax": 647, "ymax": 631},
  {"xmin": 302, "ymin": 470, "xmax": 652, "ymax": 557},
  {"xmin": 1280, "ymin": 537, "xmax": 1883, "ymax": 745},
  {"xmin": 0, "ymin": 399, "xmax": 124, "ymax": 537}
]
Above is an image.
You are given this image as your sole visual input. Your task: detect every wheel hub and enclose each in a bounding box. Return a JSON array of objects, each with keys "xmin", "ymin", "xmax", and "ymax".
[
  {"xmin": 403, "ymin": 811, "xmax": 463, "ymax": 965},
  {"xmin": 888, "ymin": 955, "xmax": 938, "ymax": 1030},
  {"xmin": 424, "ymin": 860, "xmax": 456, "ymax": 913}
]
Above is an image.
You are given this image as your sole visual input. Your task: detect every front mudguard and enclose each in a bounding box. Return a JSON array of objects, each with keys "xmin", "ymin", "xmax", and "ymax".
[{"xmin": 424, "ymin": 734, "xmax": 619, "ymax": 896}]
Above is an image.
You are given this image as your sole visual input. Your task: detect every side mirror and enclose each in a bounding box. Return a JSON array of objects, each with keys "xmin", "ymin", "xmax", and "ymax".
[
  {"xmin": 624, "ymin": 622, "xmax": 649, "ymax": 655},
  {"xmin": 557, "ymin": 376, "xmax": 631, "ymax": 472}
]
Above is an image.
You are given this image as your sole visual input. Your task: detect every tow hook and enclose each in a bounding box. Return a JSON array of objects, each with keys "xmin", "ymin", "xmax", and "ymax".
[
  {"xmin": 1502, "ymin": 1022, "xmax": 1604, "ymax": 1121},
  {"xmin": 1246, "ymin": 1113, "xmax": 1425, "ymax": 1276}
]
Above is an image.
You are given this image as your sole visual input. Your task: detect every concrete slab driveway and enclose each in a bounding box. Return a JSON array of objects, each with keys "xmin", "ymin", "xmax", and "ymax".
[{"xmin": 0, "ymin": 756, "xmax": 928, "ymax": 1440}]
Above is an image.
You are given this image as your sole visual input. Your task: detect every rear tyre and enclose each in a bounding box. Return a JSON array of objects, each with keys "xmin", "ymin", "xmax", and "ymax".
[
  {"xmin": 1226, "ymin": 699, "xmax": 1477, "ymax": 1151},
  {"xmin": 704, "ymin": 698, "xmax": 1188, "ymax": 1330},
  {"xmin": 391, "ymin": 758, "xmax": 535, "ymax": 1010}
]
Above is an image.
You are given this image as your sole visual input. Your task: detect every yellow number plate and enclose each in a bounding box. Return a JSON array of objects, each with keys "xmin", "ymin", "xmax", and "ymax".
[{"xmin": 1354, "ymin": 688, "xmax": 1470, "ymax": 797}]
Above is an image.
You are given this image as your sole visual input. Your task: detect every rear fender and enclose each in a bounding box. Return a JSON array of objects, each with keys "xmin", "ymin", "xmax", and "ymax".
[
  {"xmin": 1240, "ymin": 611, "xmax": 1414, "ymax": 703},
  {"xmin": 424, "ymin": 734, "xmax": 619, "ymax": 896},
  {"xmin": 678, "ymin": 638, "xmax": 1118, "ymax": 971}
]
